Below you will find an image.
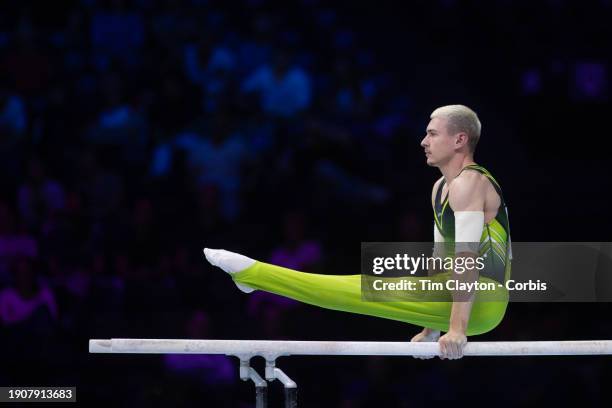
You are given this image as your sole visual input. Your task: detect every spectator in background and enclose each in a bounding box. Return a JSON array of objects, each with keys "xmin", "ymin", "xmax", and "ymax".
[
  {"xmin": 0, "ymin": 256, "xmax": 60, "ymax": 383},
  {"xmin": 86, "ymin": 73, "xmax": 148, "ymax": 165},
  {"xmin": 269, "ymin": 209, "xmax": 322, "ymax": 270},
  {"xmin": 17, "ymin": 158, "xmax": 66, "ymax": 232},
  {"xmin": 192, "ymin": 184, "xmax": 225, "ymax": 236},
  {"xmin": 163, "ymin": 310, "xmax": 234, "ymax": 386},
  {"xmin": 149, "ymin": 72, "xmax": 201, "ymax": 136},
  {"xmin": 90, "ymin": 0, "xmax": 144, "ymax": 68},
  {"xmin": 241, "ymin": 52, "xmax": 312, "ymax": 118},
  {"xmin": 331, "ymin": 57, "xmax": 371, "ymax": 119},
  {"xmin": 183, "ymin": 32, "xmax": 237, "ymax": 113},
  {"xmin": 235, "ymin": 12, "xmax": 274, "ymax": 77},
  {"xmin": 193, "ymin": 113, "xmax": 249, "ymax": 221},
  {"xmin": 0, "ymin": 88, "xmax": 28, "ymax": 179},
  {"xmin": 0, "ymin": 202, "xmax": 38, "ymax": 284},
  {"xmin": 247, "ymin": 210, "xmax": 322, "ymax": 336},
  {"xmin": 183, "ymin": 34, "xmax": 237, "ymax": 89},
  {"xmin": 39, "ymin": 189, "xmax": 91, "ymax": 268},
  {"xmin": 0, "ymin": 89, "xmax": 27, "ymax": 138},
  {"xmin": 127, "ymin": 198, "xmax": 160, "ymax": 263},
  {"xmin": 75, "ymin": 149, "xmax": 125, "ymax": 221},
  {"xmin": 34, "ymin": 82, "xmax": 76, "ymax": 163},
  {"xmin": 1, "ymin": 20, "xmax": 51, "ymax": 97},
  {"xmin": 0, "ymin": 257, "xmax": 58, "ymax": 328},
  {"xmin": 149, "ymin": 0, "xmax": 191, "ymax": 50},
  {"xmin": 152, "ymin": 112, "xmax": 250, "ymax": 221}
]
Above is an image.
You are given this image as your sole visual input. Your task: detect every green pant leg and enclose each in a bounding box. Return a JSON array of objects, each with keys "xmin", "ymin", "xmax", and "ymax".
[{"xmin": 233, "ymin": 261, "xmax": 508, "ymax": 336}]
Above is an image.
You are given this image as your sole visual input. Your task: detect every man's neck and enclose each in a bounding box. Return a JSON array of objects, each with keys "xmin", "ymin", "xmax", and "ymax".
[{"xmin": 439, "ymin": 155, "xmax": 476, "ymax": 184}]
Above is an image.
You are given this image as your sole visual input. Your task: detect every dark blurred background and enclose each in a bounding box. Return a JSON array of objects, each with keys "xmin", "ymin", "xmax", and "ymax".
[{"xmin": 1, "ymin": 0, "xmax": 611, "ymax": 406}]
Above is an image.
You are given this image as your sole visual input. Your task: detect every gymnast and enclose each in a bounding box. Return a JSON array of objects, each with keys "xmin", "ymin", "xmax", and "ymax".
[{"xmin": 204, "ymin": 105, "xmax": 511, "ymax": 360}]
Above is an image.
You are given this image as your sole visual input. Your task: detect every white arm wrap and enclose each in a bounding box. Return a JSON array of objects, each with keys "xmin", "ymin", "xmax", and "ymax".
[{"xmin": 454, "ymin": 211, "xmax": 484, "ymax": 254}]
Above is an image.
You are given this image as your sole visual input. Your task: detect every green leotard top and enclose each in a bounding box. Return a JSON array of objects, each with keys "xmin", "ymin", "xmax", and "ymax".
[{"xmin": 433, "ymin": 164, "xmax": 512, "ymax": 284}]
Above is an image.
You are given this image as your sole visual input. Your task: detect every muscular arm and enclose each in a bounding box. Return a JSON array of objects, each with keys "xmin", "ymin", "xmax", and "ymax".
[
  {"xmin": 410, "ymin": 179, "xmax": 444, "ymax": 357},
  {"xmin": 438, "ymin": 171, "xmax": 487, "ymax": 359}
]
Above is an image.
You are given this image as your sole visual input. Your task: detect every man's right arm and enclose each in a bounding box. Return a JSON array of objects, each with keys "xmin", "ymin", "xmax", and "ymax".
[
  {"xmin": 411, "ymin": 223, "xmax": 443, "ymax": 340},
  {"xmin": 429, "ymin": 176, "xmax": 446, "ymax": 274},
  {"xmin": 410, "ymin": 179, "xmax": 444, "ymax": 357}
]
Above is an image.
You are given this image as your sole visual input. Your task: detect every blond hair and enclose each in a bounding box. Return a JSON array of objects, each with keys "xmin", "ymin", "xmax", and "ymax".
[{"xmin": 430, "ymin": 105, "xmax": 481, "ymax": 152}]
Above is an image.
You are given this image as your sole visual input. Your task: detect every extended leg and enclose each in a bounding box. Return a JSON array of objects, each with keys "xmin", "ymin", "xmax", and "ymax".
[{"xmin": 204, "ymin": 249, "xmax": 507, "ymax": 336}]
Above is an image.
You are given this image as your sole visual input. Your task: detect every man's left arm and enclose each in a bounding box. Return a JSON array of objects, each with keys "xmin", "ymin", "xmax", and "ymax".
[{"xmin": 438, "ymin": 173, "xmax": 486, "ymax": 359}]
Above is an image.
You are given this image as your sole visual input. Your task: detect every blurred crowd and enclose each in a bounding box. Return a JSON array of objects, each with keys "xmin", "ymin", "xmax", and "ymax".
[
  {"xmin": 0, "ymin": 0, "xmax": 423, "ymax": 405},
  {"xmin": 1, "ymin": 0, "xmax": 611, "ymax": 406}
]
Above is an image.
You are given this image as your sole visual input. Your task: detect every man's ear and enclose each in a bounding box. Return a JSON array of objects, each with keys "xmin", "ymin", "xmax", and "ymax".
[{"xmin": 455, "ymin": 132, "xmax": 469, "ymax": 149}]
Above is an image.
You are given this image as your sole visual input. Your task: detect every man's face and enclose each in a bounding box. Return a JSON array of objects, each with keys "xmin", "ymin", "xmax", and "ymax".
[{"xmin": 420, "ymin": 116, "xmax": 457, "ymax": 167}]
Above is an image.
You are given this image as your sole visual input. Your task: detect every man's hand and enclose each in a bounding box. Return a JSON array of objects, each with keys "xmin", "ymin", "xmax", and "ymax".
[
  {"xmin": 410, "ymin": 328, "xmax": 440, "ymax": 359},
  {"xmin": 438, "ymin": 330, "xmax": 467, "ymax": 360}
]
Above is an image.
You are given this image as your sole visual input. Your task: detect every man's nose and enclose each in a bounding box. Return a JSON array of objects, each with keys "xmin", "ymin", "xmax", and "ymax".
[{"xmin": 420, "ymin": 136, "xmax": 428, "ymax": 147}]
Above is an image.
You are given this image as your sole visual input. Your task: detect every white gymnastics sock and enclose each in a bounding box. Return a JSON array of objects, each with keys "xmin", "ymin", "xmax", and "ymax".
[{"xmin": 203, "ymin": 248, "xmax": 256, "ymax": 293}]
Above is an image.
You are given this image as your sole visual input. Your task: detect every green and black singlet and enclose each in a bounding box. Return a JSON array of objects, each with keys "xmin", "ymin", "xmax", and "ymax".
[{"xmin": 433, "ymin": 164, "xmax": 512, "ymax": 284}]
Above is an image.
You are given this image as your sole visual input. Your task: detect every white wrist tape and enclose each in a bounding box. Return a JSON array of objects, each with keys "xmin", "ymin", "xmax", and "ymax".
[{"xmin": 454, "ymin": 211, "xmax": 484, "ymax": 254}]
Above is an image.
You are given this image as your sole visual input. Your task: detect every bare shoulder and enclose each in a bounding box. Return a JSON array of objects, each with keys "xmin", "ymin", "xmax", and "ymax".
[{"xmin": 448, "ymin": 169, "xmax": 487, "ymax": 210}]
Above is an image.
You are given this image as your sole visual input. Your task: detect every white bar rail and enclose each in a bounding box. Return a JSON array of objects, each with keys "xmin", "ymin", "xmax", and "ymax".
[{"xmin": 89, "ymin": 339, "xmax": 612, "ymax": 360}]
